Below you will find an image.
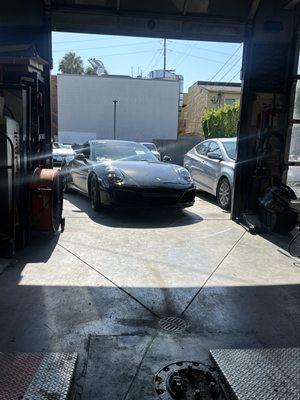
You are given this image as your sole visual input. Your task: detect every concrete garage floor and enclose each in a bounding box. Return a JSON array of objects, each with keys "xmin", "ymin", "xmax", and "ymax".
[{"xmin": 0, "ymin": 193, "xmax": 300, "ymax": 399}]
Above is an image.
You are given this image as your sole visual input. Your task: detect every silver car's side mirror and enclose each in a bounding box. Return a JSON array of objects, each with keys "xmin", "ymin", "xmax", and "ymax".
[
  {"xmin": 207, "ymin": 151, "xmax": 222, "ymax": 161},
  {"xmin": 163, "ymin": 155, "xmax": 171, "ymax": 163}
]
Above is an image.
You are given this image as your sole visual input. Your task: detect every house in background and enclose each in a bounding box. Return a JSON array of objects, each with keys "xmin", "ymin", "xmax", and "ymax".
[
  {"xmin": 178, "ymin": 93, "xmax": 188, "ymax": 136},
  {"xmin": 184, "ymin": 81, "xmax": 241, "ymax": 137}
]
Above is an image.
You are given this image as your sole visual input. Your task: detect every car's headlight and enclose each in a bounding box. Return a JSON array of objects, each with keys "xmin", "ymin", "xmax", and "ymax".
[
  {"xmin": 105, "ymin": 166, "xmax": 124, "ymax": 184},
  {"xmin": 177, "ymin": 167, "xmax": 192, "ymax": 182}
]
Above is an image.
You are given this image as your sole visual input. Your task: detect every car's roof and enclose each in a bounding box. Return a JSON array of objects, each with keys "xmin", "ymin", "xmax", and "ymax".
[
  {"xmin": 208, "ymin": 137, "xmax": 237, "ymax": 143},
  {"xmin": 89, "ymin": 139, "xmax": 140, "ymax": 145}
]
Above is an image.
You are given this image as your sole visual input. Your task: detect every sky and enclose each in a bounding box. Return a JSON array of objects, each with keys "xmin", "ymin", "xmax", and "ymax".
[{"xmin": 52, "ymin": 32, "xmax": 243, "ymax": 92}]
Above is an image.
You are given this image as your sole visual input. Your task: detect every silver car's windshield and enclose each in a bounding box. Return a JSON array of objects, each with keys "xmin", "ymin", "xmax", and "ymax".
[
  {"xmin": 223, "ymin": 141, "xmax": 237, "ymax": 160},
  {"xmin": 142, "ymin": 143, "xmax": 157, "ymax": 151},
  {"xmin": 91, "ymin": 142, "xmax": 157, "ymax": 163}
]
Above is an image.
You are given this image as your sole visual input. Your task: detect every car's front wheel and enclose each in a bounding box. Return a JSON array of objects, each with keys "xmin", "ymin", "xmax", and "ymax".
[
  {"xmin": 90, "ymin": 174, "xmax": 102, "ymax": 211},
  {"xmin": 217, "ymin": 178, "xmax": 231, "ymax": 210}
]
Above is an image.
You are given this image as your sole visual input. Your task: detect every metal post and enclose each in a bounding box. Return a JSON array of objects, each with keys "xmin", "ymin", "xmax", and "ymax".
[
  {"xmin": 163, "ymin": 39, "xmax": 167, "ymax": 78},
  {"xmin": 113, "ymin": 100, "xmax": 118, "ymax": 140}
]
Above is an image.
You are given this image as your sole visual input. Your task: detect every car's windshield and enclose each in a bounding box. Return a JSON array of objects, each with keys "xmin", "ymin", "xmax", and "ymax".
[
  {"xmin": 142, "ymin": 143, "xmax": 156, "ymax": 151},
  {"xmin": 53, "ymin": 142, "xmax": 62, "ymax": 149},
  {"xmin": 91, "ymin": 142, "xmax": 158, "ymax": 162},
  {"xmin": 223, "ymin": 141, "xmax": 237, "ymax": 160},
  {"xmin": 53, "ymin": 142, "xmax": 72, "ymax": 149}
]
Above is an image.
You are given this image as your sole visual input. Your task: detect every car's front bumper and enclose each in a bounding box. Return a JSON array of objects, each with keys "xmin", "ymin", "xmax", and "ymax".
[{"xmin": 100, "ymin": 185, "xmax": 196, "ymax": 208}]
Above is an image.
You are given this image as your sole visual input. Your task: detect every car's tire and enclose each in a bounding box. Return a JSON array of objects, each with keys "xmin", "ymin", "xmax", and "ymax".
[
  {"xmin": 217, "ymin": 177, "xmax": 231, "ymax": 210},
  {"xmin": 90, "ymin": 174, "xmax": 102, "ymax": 212}
]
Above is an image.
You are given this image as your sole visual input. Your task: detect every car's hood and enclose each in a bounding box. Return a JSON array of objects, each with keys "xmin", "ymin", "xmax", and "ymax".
[
  {"xmin": 53, "ymin": 148, "xmax": 75, "ymax": 156},
  {"xmin": 96, "ymin": 160, "xmax": 190, "ymax": 186}
]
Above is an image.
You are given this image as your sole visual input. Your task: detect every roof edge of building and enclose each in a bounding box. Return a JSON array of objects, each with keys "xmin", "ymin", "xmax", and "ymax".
[{"xmin": 197, "ymin": 80, "xmax": 241, "ymax": 88}]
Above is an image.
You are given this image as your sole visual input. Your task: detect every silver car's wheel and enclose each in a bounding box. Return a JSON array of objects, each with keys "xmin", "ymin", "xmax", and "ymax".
[{"xmin": 217, "ymin": 178, "xmax": 231, "ymax": 210}]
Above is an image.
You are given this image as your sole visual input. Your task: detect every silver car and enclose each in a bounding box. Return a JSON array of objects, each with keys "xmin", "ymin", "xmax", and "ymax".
[
  {"xmin": 141, "ymin": 142, "xmax": 161, "ymax": 161},
  {"xmin": 184, "ymin": 138, "xmax": 236, "ymax": 210},
  {"xmin": 52, "ymin": 142, "xmax": 75, "ymax": 164}
]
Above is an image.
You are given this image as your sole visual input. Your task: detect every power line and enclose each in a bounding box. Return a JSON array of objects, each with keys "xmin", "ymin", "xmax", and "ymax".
[
  {"xmin": 169, "ymin": 49, "xmax": 225, "ymax": 64},
  {"xmin": 192, "ymin": 46, "xmax": 233, "ymax": 56},
  {"xmin": 149, "ymin": 51, "xmax": 164, "ymax": 72},
  {"xmin": 144, "ymin": 49, "xmax": 162, "ymax": 74},
  {"xmin": 170, "ymin": 41, "xmax": 234, "ymax": 56},
  {"xmin": 52, "ymin": 41, "xmax": 160, "ymax": 53},
  {"xmin": 53, "ymin": 37, "xmax": 118, "ymax": 44},
  {"xmin": 228, "ymin": 69, "xmax": 242, "ymax": 82},
  {"xmin": 209, "ymin": 44, "xmax": 242, "ymax": 81},
  {"xmin": 53, "ymin": 36, "xmax": 159, "ymax": 45},
  {"xmin": 172, "ymin": 42, "xmax": 197, "ymax": 69},
  {"xmin": 90, "ymin": 49, "xmax": 159, "ymax": 58},
  {"xmin": 218, "ymin": 56, "xmax": 242, "ymax": 81}
]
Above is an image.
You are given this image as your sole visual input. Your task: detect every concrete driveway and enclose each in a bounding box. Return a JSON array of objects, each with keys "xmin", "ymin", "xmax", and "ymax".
[{"xmin": 0, "ymin": 192, "xmax": 299, "ymax": 399}]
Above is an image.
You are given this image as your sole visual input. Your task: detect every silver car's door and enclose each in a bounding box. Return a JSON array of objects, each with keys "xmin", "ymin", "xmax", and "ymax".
[
  {"xmin": 70, "ymin": 157, "xmax": 86, "ymax": 192},
  {"xmin": 76, "ymin": 157, "xmax": 92, "ymax": 194},
  {"xmin": 204, "ymin": 141, "xmax": 223, "ymax": 191},
  {"xmin": 189, "ymin": 141, "xmax": 210, "ymax": 190}
]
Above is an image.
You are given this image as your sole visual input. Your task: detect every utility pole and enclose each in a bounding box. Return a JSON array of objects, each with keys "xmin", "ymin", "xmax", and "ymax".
[
  {"xmin": 163, "ymin": 38, "xmax": 167, "ymax": 78},
  {"xmin": 113, "ymin": 100, "xmax": 118, "ymax": 140}
]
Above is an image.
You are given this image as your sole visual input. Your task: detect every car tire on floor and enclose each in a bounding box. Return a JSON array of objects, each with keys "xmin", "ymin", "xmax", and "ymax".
[
  {"xmin": 90, "ymin": 174, "xmax": 102, "ymax": 211},
  {"xmin": 217, "ymin": 177, "xmax": 231, "ymax": 210}
]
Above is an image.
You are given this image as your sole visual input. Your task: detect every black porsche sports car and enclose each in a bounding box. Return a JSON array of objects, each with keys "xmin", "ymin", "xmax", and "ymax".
[{"xmin": 61, "ymin": 140, "xmax": 195, "ymax": 210}]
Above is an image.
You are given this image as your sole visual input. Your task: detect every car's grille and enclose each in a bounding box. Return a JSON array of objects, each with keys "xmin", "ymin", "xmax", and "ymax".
[
  {"xmin": 114, "ymin": 188, "xmax": 190, "ymax": 206},
  {"xmin": 180, "ymin": 189, "xmax": 196, "ymax": 203}
]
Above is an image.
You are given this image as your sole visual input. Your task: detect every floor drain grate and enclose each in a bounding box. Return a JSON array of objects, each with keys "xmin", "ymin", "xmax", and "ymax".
[{"xmin": 159, "ymin": 317, "xmax": 187, "ymax": 332}]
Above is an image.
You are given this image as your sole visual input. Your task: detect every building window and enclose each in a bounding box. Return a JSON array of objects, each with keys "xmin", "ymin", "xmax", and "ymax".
[{"xmin": 225, "ymin": 98, "xmax": 236, "ymax": 105}]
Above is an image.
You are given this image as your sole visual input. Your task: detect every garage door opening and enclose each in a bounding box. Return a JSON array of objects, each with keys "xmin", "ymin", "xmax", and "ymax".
[{"xmin": 52, "ymin": 32, "xmax": 243, "ymax": 213}]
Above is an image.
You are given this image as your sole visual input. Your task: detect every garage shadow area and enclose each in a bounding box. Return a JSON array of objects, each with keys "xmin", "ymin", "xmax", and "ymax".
[
  {"xmin": 0, "ymin": 264, "xmax": 299, "ymax": 398},
  {"xmin": 63, "ymin": 192, "xmax": 203, "ymax": 228}
]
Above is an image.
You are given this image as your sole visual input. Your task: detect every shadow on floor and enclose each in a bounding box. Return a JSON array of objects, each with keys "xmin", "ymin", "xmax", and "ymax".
[
  {"xmin": 0, "ymin": 235, "xmax": 299, "ymax": 398},
  {"xmin": 0, "ymin": 273, "xmax": 299, "ymax": 356},
  {"xmin": 64, "ymin": 192, "xmax": 203, "ymax": 229},
  {"xmin": 196, "ymin": 191, "xmax": 230, "ymax": 213}
]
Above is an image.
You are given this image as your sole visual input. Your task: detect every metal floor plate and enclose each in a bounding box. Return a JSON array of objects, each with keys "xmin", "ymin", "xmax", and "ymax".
[
  {"xmin": 210, "ymin": 348, "xmax": 300, "ymax": 400},
  {"xmin": 0, "ymin": 352, "xmax": 77, "ymax": 400}
]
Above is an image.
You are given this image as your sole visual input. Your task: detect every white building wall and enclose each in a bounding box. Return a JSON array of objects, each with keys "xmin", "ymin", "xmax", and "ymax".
[{"xmin": 57, "ymin": 74, "xmax": 179, "ymax": 144}]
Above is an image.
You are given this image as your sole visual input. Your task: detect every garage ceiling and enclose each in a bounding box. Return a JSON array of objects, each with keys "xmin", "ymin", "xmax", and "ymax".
[{"xmin": 49, "ymin": 0, "xmax": 257, "ymax": 42}]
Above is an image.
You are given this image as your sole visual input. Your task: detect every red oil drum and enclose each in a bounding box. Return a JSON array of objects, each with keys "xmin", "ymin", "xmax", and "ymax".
[{"xmin": 29, "ymin": 168, "xmax": 64, "ymax": 232}]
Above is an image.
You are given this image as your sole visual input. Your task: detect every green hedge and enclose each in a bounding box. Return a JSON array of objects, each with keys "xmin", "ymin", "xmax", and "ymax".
[{"xmin": 202, "ymin": 102, "xmax": 240, "ymax": 139}]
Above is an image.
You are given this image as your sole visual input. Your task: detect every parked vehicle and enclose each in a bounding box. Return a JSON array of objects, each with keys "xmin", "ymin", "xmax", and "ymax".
[
  {"xmin": 184, "ymin": 138, "xmax": 236, "ymax": 210},
  {"xmin": 141, "ymin": 142, "xmax": 161, "ymax": 161},
  {"xmin": 61, "ymin": 140, "xmax": 195, "ymax": 210},
  {"xmin": 52, "ymin": 142, "xmax": 75, "ymax": 164}
]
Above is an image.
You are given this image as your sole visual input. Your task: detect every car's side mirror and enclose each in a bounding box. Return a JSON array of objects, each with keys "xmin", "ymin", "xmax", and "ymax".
[
  {"xmin": 207, "ymin": 151, "xmax": 222, "ymax": 161},
  {"xmin": 75, "ymin": 153, "xmax": 86, "ymax": 161},
  {"xmin": 163, "ymin": 155, "xmax": 171, "ymax": 163}
]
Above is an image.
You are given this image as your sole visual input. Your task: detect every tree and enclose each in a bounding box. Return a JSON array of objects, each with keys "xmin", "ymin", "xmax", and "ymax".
[
  {"xmin": 85, "ymin": 66, "xmax": 109, "ymax": 75},
  {"xmin": 59, "ymin": 52, "xmax": 84, "ymax": 74},
  {"xmin": 202, "ymin": 102, "xmax": 240, "ymax": 139},
  {"xmin": 85, "ymin": 66, "xmax": 96, "ymax": 75}
]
